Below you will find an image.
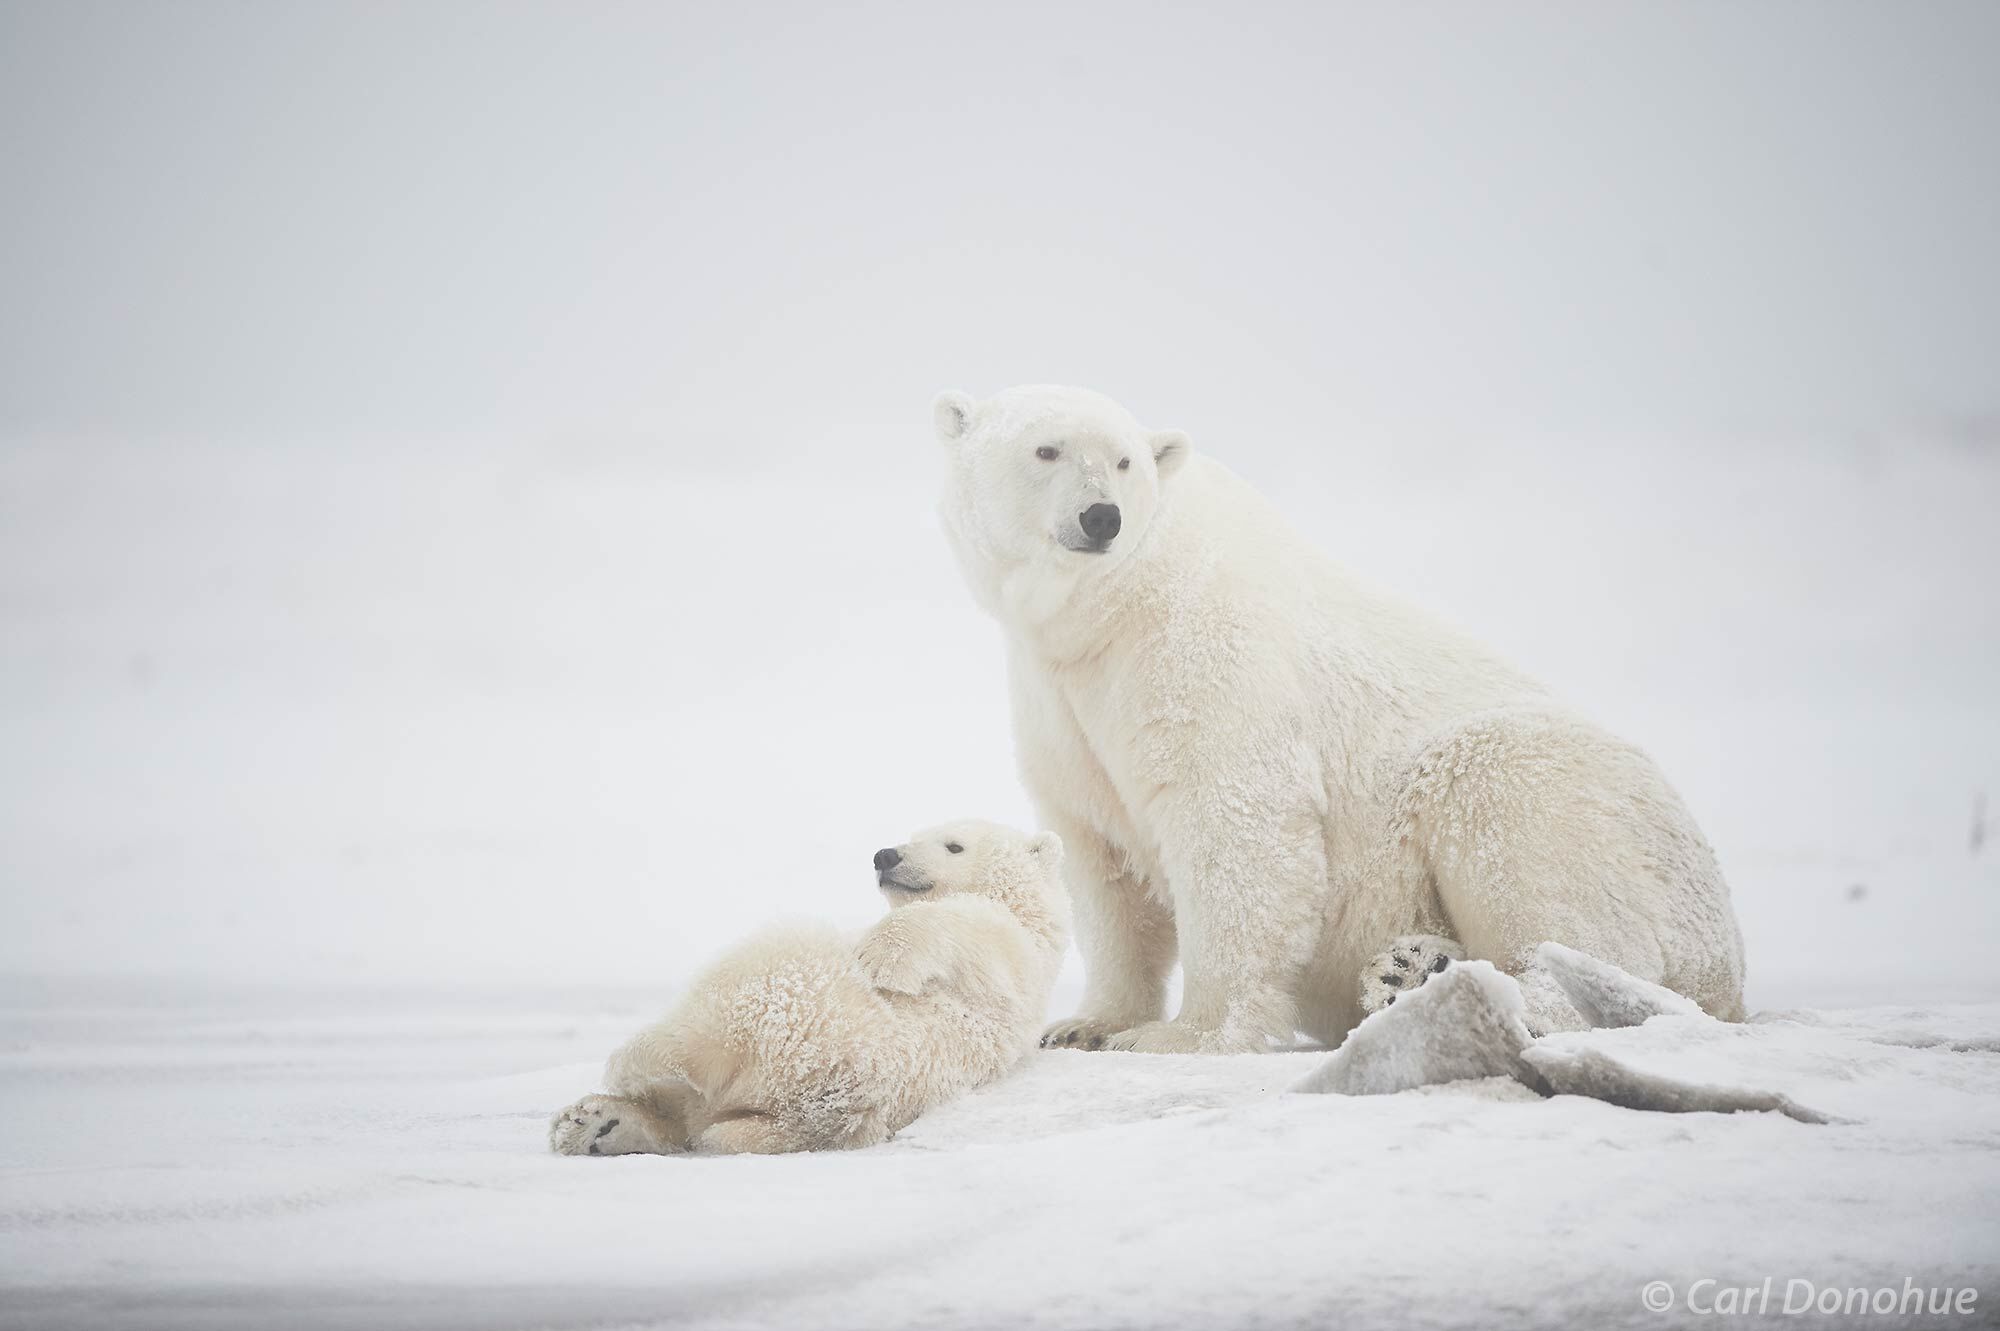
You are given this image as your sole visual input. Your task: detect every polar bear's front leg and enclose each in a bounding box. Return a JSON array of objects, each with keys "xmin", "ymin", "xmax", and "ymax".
[
  {"xmin": 1039, "ymin": 822, "xmax": 1177, "ymax": 1049},
  {"xmin": 548, "ymin": 1093, "xmax": 682, "ymax": 1157},
  {"xmin": 856, "ymin": 898, "xmax": 1025, "ymax": 996},
  {"xmin": 1108, "ymin": 790, "xmax": 1325, "ymax": 1054}
]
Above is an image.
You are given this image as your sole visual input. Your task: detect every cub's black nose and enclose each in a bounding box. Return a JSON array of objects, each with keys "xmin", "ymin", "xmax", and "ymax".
[
  {"xmin": 1080, "ymin": 502, "xmax": 1122, "ymax": 543},
  {"xmin": 873, "ymin": 847, "xmax": 901, "ymax": 872}
]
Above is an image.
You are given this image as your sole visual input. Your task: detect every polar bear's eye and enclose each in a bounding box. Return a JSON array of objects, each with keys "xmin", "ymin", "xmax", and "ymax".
[
  {"xmin": 1118, "ymin": 457, "xmax": 1131, "ymax": 470},
  {"xmin": 945, "ymin": 842, "xmax": 964, "ymax": 854},
  {"xmin": 1035, "ymin": 445, "xmax": 1059, "ymax": 461}
]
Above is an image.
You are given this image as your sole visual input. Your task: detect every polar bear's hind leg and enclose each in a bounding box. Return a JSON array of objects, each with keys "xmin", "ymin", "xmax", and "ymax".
[
  {"xmin": 694, "ymin": 1105, "xmax": 893, "ymax": 1155},
  {"xmin": 1359, "ymin": 933, "xmax": 1465, "ymax": 1016},
  {"xmin": 1403, "ymin": 708, "xmax": 1746, "ymax": 1026},
  {"xmin": 548, "ymin": 1093, "xmax": 683, "ymax": 1157}
]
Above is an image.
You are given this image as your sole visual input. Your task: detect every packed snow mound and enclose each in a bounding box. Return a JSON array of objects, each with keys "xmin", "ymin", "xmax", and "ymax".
[
  {"xmin": 1531, "ymin": 940, "xmax": 1707, "ymax": 1027},
  {"xmin": 1295, "ymin": 950, "xmax": 2000, "ymax": 1127},
  {"xmin": 1521, "ymin": 1043, "xmax": 1838, "ymax": 1124},
  {"xmin": 1293, "ymin": 961, "xmax": 1536, "ymax": 1094}
]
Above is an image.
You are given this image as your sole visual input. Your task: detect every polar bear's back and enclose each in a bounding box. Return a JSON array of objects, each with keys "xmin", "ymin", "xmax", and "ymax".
[{"xmin": 1161, "ymin": 455, "xmax": 1551, "ymax": 748}]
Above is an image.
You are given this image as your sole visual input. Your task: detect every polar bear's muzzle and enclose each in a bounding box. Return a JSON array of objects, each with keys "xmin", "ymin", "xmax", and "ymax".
[
  {"xmin": 1058, "ymin": 502, "xmax": 1122, "ymax": 554},
  {"xmin": 872, "ymin": 846, "xmax": 932, "ymax": 894}
]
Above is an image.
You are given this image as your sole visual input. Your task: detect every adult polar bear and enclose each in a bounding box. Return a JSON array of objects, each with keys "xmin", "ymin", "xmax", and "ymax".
[{"xmin": 933, "ymin": 384, "xmax": 1745, "ymax": 1053}]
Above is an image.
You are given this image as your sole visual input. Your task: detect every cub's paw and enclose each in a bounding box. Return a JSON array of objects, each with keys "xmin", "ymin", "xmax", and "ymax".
[
  {"xmin": 548, "ymin": 1094, "xmax": 666, "ymax": 1157},
  {"xmin": 1040, "ymin": 1016, "xmax": 1129, "ymax": 1051},
  {"xmin": 854, "ymin": 929, "xmax": 931, "ymax": 996},
  {"xmin": 1360, "ymin": 934, "xmax": 1465, "ymax": 1016}
]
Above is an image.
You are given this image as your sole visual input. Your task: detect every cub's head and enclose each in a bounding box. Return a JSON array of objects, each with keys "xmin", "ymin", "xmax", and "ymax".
[
  {"xmin": 871, "ymin": 819, "xmax": 1064, "ymax": 915},
  {"xmin": 931, "ymin": 385, "xmax": 1190, "ymax": 615}
]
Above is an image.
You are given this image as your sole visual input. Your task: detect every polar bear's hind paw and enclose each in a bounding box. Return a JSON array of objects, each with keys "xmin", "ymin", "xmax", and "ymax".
[{"xmin": 1361, "ymin": 934, "xmax": 1466, "ymax": 1016}]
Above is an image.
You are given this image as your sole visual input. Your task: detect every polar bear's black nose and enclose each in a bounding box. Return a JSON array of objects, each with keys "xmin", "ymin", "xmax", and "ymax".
[
  {"xmin": 1080, "ymin": 503, "xmax": 1121, "ymax": 544},
  {"xmin": 873, "ymin": 848, "xmax": 901, "ymax": 872}
]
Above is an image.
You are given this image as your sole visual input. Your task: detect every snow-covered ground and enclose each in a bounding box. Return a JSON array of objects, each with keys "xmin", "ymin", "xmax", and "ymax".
[
  {"xmin": 2, "ymin": 427, "xmax": 1997, "ymax": 1328},
  {"xmin": 2, "ymin": 980, "xmax": 1997, "ymax": 1330}
]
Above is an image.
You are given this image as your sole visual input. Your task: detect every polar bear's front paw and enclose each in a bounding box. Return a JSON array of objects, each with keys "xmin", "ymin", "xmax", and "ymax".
[
  {"xmin": 1360, "ymin": 934, "xmax": 1465, "ymax": 1016},
  {"xmin": 1040, "ymin": 1016, "xmax": 1128, "ymax": 1050},
  {"xmin": 548, "ymin": 1094, "xmax": 668, "ymax": 1157},
  {"xmin": 1103, "ymin": 1019, "xmax": 1239, "ymax": 1054},
  {"xmin": 855, "ymin": 929, "xmax": 932, "ymax": 996}
]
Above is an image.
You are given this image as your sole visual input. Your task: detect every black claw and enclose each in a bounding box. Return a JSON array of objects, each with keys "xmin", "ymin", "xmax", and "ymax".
[
  {"xmin": 1380, "ymin": 973, "xmax": 1403, "ymax": 988},
  {"xmin": 1086, "ymin": 1034, "xmax": 1106, "ymax": 1050},
  {"xmin": 1431, "ymin": 955, "xmax": 1450, "ymax": 973},
  {"xmin": 594, "ymin": 1118, "xmax": 620, "ymax": 1139},
  {"xmin": 1393, "ymin": 954, "xmax": 1411, "ymax": 969},
  {"xmin": 588, "ymin": 1142, "xmax": 601, "ymax": 1155},
  {"xmin": 1385, "ymin": 994, "xmax": 1396, "ymax": 1006}
]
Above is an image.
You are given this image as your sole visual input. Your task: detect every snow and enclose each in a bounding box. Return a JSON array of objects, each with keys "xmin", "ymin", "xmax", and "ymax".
[
  {"xmin": 2, "ymin": 419, "xmax": 1996, "ymax": 1326},
  {"xmin": 2, "ymin": 423, "xmax": 1996, "ymax": 1326},
  {"xmin": 1532, "ymin": 941, "xmax": 1708, "ymax": 1028},
  {"xmin": 1295, "ymin": 961, "xmax": 1539, "ymax": 1095},
  {"xmin": 3, "ymin": 980, "xmax": 1998, "ymax": 1330},
  {"xmin": 5, "ymin": 3, "xmax": 1999, "ymax": 1324}
]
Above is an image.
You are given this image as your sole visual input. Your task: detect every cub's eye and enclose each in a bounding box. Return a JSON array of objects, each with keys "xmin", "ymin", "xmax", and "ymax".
[
  {"xmin": 945, "ymin": 842, "xmax": 964, "ymax": 854},
  {"xmin": 1035, "ymin": 445, "xmax": 1059, "ymax": 461},
  {"xmin": 1118, "ymin": 457, "xmax": 1131, "ymax": 470}
]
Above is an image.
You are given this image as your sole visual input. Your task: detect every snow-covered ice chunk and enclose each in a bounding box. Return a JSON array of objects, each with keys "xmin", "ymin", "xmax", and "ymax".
[
  {"xmin": 1530, "ymin": 940, "xmax": 1706, "ymax": 1028},
  {"xmin": 1521, "ymin": 1042, "xmax": 1838, "ymax": 1123},
  {"xmin": 1293, "ymin": 961, "xmax": 1537, "ymax": 1095},
  {"xmin": 1300, "ymin": 949, "xmax": 1846, "ymax": 1123}
]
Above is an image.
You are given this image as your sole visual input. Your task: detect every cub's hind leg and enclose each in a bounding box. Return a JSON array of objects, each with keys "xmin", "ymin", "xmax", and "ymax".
[{"xmin": 692, "ymin": 1106, "xmax": 893, "ymax": 1156}]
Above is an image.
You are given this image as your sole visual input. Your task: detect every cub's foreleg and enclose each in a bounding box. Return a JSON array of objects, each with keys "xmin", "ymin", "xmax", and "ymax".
[{"xmin": 855, "ymin": 897, "xmax": 1025, "ymax": 996}]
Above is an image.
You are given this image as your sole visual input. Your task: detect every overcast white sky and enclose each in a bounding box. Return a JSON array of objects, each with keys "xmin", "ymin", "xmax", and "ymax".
[{"xmin": 3, "ymin": 1, "xmax": 1997, "ymax": 453}]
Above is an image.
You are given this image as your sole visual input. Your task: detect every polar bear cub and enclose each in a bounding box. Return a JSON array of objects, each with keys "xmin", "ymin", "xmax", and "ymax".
[{"xmin": 549, "ymin": 820, "xmax": 1068, "ymax": 1157}]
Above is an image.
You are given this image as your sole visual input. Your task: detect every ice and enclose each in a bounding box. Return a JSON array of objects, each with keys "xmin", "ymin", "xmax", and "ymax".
[
  {"xmin": 1299, "ymin": 954, "xmax": 1842, "ymax": 1124},
  {"xmin": 1522, "ymin": 1043, "xmax": 1838, "ymax": 1125},
  {"xmin": 1295, "ymin": 944, "xmax": 1996, "ymax": 1130},
  {"xmin": 1530, "ymin": 940, "xmax": 1708, "ymax": 1028},
  {"xmin": 1293, "ymin": 961, "xmax": 1538, "ymax": 1095}
]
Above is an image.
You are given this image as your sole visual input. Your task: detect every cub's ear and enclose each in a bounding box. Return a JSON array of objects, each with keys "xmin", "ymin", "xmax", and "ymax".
[
  {"xmin": 933, "ymin": 390, "xmax": 978, "ymax": 446},
  {"xmin": 1028, "ymin": 831, "xmax": 1064, "ymax": 865},
  {"xmin": 1150, "ymin": 429, "xmax": 1191, "ymax": 478}
]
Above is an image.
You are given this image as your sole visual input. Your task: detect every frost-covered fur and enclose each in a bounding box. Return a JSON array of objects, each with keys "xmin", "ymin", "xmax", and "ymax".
[
  {"xmin": 933, "ymin": 384, "xmax": 1746, "ymax": 1053},
  {"xmin": 550, "ymin": 820, "xmax": 1068, "ymax": 1156}
]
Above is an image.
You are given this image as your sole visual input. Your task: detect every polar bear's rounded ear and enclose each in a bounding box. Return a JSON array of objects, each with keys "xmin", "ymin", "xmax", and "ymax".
[
  {"xmin": 1028, "ymin": 830, "xmax": 1064, "ymax": 864},
  {"xmin": 933, "ymin": 390, "xmax": 978, "ymax": 446},
  {"xmin": 1150, "ymin": 429, "xmax": 1191, "ymax": 478}
]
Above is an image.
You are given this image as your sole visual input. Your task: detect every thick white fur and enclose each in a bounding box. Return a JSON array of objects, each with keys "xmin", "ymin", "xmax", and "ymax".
[
  {"xmin": 933, "ymin": 385, "xmax": 1746, "ymax": 1053},
  {"xmin": 549, "ymin": 820, "xmax": 1068, "ymax": 1156}
]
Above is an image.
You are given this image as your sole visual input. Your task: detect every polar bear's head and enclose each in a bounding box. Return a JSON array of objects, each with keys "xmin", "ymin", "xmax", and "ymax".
[
  {"xmin": 871, "ymin": 818, "xmax": 1064, "ymax": 913},
  {"xmin": 931, "ymin": 385, "xmax": 1189, "ymax": 617}
]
